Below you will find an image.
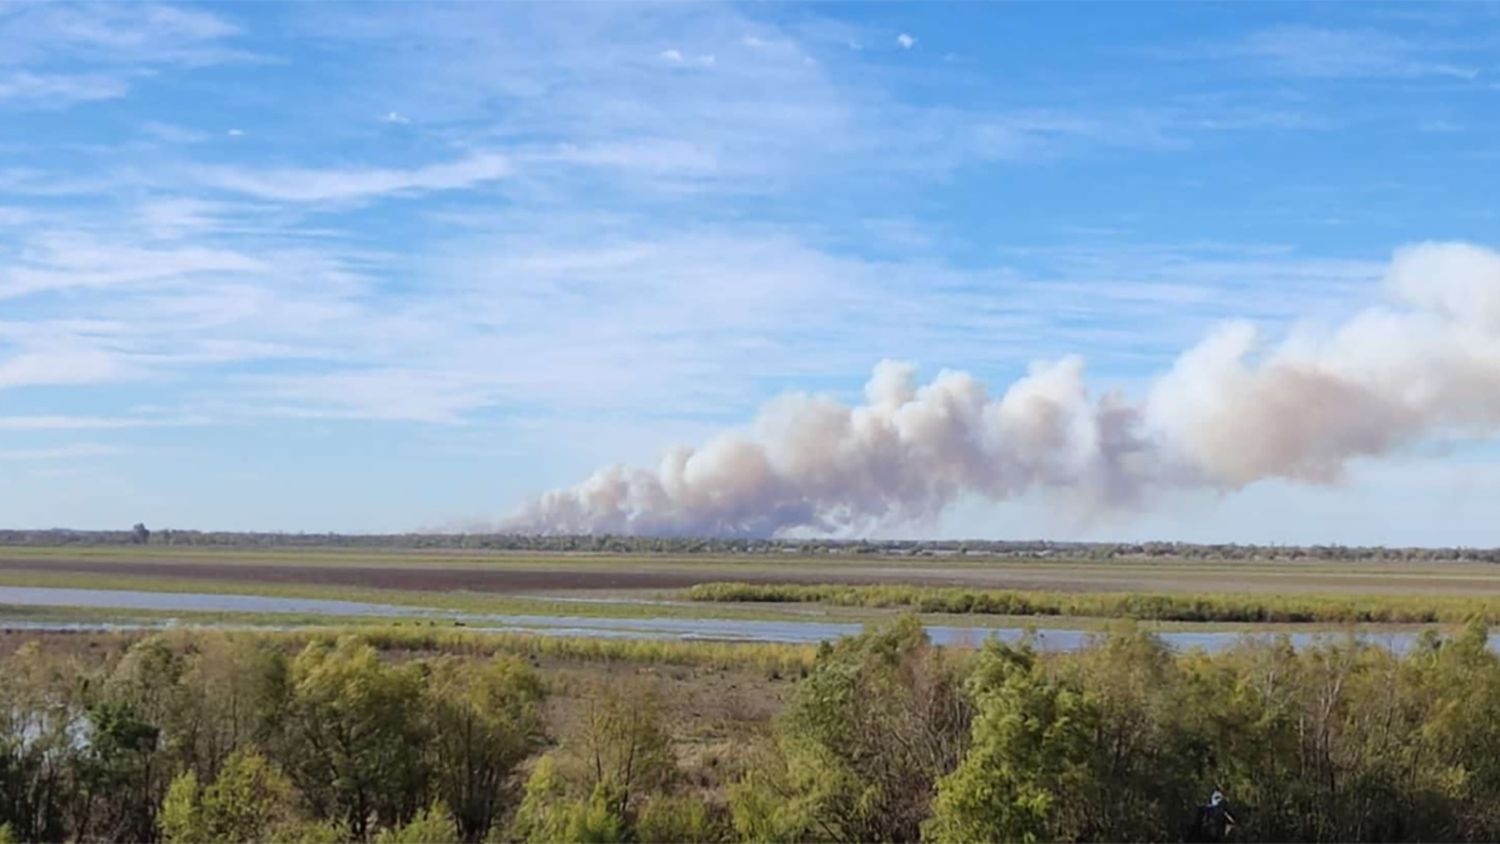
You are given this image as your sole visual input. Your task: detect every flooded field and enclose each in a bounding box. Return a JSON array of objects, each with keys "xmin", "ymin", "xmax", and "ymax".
[{"xmin": 2, "ymin": 585, "xmax": 1489, "ymax": 653}]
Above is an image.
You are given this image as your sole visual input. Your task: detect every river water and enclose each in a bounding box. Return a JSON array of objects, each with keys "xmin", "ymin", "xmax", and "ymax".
[{"xmin": 0, "ymin": 586, "xmax": 1487, "ymax": 653}]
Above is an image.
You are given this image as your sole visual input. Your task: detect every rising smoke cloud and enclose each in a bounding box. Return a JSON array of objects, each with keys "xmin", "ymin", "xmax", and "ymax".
[{"xmin": 508, "ymin": 242, "xmax": 1500, "ymax": 537}]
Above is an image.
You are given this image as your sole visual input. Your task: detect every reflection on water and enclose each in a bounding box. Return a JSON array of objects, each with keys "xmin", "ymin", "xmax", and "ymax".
[{"xmin": 1, "ymin": 586, "xmax": 1493, "ymax": 653}]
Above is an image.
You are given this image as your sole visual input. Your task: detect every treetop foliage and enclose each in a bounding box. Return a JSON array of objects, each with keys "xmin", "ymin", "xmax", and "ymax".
[{"xmin": 6, "ymin": 622, "xmax": 1500, "ymax": 841}]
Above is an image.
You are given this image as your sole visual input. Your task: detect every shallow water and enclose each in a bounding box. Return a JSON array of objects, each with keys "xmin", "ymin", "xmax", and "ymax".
[{"xmin": 0, "ymin": 586, "xmax": 1491, "ymax": 653}]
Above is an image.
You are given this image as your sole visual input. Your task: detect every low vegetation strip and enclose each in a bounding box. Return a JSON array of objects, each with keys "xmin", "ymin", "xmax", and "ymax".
[
  {"xmin": 685, "ymin": 581, "xmax": 1500, "ymax": 624},
  {"xmin": 312, "ymin": 625, "xmax": 818, "ymax": 673},
  {"xmin": 0, "ymin": 624, "xmax": 819, "ymax": 674}
]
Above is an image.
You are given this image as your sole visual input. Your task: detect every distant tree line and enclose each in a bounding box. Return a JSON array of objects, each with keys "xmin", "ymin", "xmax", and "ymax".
[
  {"xmin": 6, "ymin": 622, "xmax": 1500, "ymax": 842},
  {"xmin": 4, "ymin": 528, "xmax": 1500, "ymax": 563}
]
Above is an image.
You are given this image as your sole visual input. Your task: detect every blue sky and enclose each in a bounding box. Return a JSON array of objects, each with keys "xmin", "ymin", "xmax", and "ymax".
[{"xmin": 3, "ymin": 1, "xmax": 1500, "ymax": 543}]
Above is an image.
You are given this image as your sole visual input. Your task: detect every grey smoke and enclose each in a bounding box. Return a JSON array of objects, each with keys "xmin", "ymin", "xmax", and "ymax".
[{"xmin": 508, "ymin": 241, "xmax": 1500, "ymax": 537}]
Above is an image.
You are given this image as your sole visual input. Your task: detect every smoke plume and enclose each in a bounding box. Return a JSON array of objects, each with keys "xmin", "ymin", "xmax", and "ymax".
[{"xmin": 508, "ymin": 242, "xmax": 1500, "ymax": 537}]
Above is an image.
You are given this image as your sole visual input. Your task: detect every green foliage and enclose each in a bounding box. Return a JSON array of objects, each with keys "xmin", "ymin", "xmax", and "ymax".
[
  {"xmin": 574, "ymin": 680, "xmax": 676, "ymax": 813},
  {"xmin": 0, "ymin": 629, "xmax": 555, "ymax": 844},
  {"xmin": 11, "ymin": 622, "xmax": 1500, "ymax": 843},
  {"xmin": 75, "ymin": 697, "xmax": 163, "ymax": 842},
  {"xmin": 509, "ymin": 680, "xmax": 721, "ymax": 843},
  {"xmin": 0, "ymin": 641, "xmax": 78, "ymax": 842},
  {"xmin": 512, "ymin": 755, "xmax": 577, "ymax": 842},
  {"xmin": 925, "ymin": 639, "xmax": 1094, "ymax": 843},
  {"xmin": 728, "ymin": 768, "xmax": 810, "ymax": 844},
  {"xmin": 427, "ymin": 654, "xmax": 548, "ymax": 841},
  {"xmin": 511, "ymin": 756, "xmax": 629, "ymax": 844},
  {"xmin": 350, "ymin": 626, "xmax": 817, "ymax": 674},
  {"xmin": 269, "ymin": 819, "xmax": 349, "ymax": 844},
  {"xmin": 158, "ymin": 770, "xmax": 206, "ymax": 844},
  {"xmin": 374, "ymin": 801, "xmax": 461, "ymax": 844},
  {"xmin": 279, "ymin": 636, "xmax": 431, "ymax": 839},
  {"xmin": 745, "ymin": 616, "xmax": 969, "ymax": 842},
  {"xmin": 160, "ymin": 749, "xmax": 299, "ymax": 844},
  {"xmin": 636, "ymin": 793, "xmax": 725, "ymax": 843},
  {"xmin": 688, "ymin": 581, "xmax": 1500, "ymax": 624}
]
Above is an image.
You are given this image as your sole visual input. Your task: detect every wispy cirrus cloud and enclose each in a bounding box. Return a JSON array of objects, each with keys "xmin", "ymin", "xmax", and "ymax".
[
  {"xmin": 0, "ymin": 2, "xmax": 250, "ymax": 110},
  {"xmin": 0, "ymin": 414, "xmax": 204, "ymax": 431},
  {"xmin": 0, "ymin": 443, "xmax": 123, "ymax": 461},
  {"xmin": 191, "ymin": 151, "xmax": 511, "ymax": 203},
  {"xmin": 0, "ymin": 234, "xmax": 265, "ymax": 299},
  {"xmin": 1235, "ymin": 26, "xmax": 1480, "ymax": 80},
  {"xmin": 0, "ymin": 2, "xmax": 243, "ymax": 65},
  {"xmin": 0, "ymin": 346, "xmax": 133, "ymax": 390},
  {"xmin": 0, "ymin": 70, "xmax": 128, "ymax": 105}
]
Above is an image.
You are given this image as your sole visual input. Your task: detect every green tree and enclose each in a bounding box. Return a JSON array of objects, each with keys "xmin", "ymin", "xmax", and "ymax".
[
  {"xmin": 173, "ymin": 633, "xmax": 291, "ymax": 781},
  {"xmin": 925, "ymin": 638, "xmax": 1098, "ymax": 844},
  {"xmin": 512, "ymin": 756, "xmax": 628, "ymax": 844},
  {"xmin": 636, "ymin": 793, "xmax": 725, "ymax": 843},
  {"xmin": 735, "ymin": 616, "xmax": 968, "ymax": 842},
  {"xmin": 160, "ymin": 749, "xmax": 300, "ymax": 844},
  {"xmin": 0, "ymin": 641, "xmax": 80, "ymax": 843},
  {"xmin": 426, "ymin": 655, "xmax": 547, "ymax": 841},
  {"xmin": 510, "ymin": 680, "xmax": 682, "ymax": 843},
  {"xmin": 575, "ymin": 679, "xmax": 675, "ymax": 819},
  {"xmin": 72, "ymin": 698, "xmax": 163, "ymax": 842},
  {"xmin": 1051, "ymin": 625, "xmax": 1211, "ymax": 839},
  {"xmin": 159, "ymin": 770, "xmax": 208, "ymax": 844},
  {"xmin": 374, "ymin": 801, "xmax": 460, "ymax": 844},
  {"xmin": 277, "ymin": 636, "xmax": 431, "ymax": 839}
]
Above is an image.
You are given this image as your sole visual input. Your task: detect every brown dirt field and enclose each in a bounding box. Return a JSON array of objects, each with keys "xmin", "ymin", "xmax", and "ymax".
[
  {"xmin": 0, "ymin": 554, "xmax": 1142, "ymax": 593},
  {"xmin": 0, "ymin": 556, "xmax": 716, "ymax": 591},
  {"xmin": 0, "ymin": 555, "xmax": 930, "ymax": 592}
]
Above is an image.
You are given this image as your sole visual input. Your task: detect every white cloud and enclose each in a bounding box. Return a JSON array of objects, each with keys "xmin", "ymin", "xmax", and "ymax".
[
  {"xmin": 192, "ymin": 151, "xmax": 511, "ymax": 203},
  {"xmin": 381, "ymin": 110, "xmax": 410, "ymax": 124},
  {"xmin": 0, "ymin": 444, "xmax": 123, "ymax": 461},
  {"xmin": 140, "ymin": 120, "xmax": 210, "ymax": 143},
  {"xmin": 1, "ymin": 234, "xmax": 264, "ymax": 299},
  {"xmin": 896, "ymin": 33, "xmax": 916, "ymax": 50},
  {"xmin": 653, "ymin": 50, "xmax": 714, "ymax": 68},
  {"xmin": 0, "ymin": 2, "xmax": 244, "ymax": 66},
  {"xmin": 0, "ymin": 71, "xmax": 128, "ymax": 105},
  {"xmin": 284, "ymin": 2, "xmax": 1276, "ymax": 198},
  {"xmin": 1236, "ymin": 26, "xmax": 1477, "ymax": 79},
  {"xmin": 0, "ymin": 3, "xmax": 250, "ymax": 111},
  {"xmin": 0, "ymin": 348, "xmax": 131, "ymax": 390},
  {"xmin": 134, "ymin": 197, "xmax": 227, "ymax": 239},
  {"xmin": 0, "ymin": 415, "xmax": 202, "ymax": 431}
]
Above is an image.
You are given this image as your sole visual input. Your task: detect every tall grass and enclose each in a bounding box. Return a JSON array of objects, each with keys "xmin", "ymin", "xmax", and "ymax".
[
  {"xmin": 685, "ymin": 582, "xmax": 1500, "ymax": 624},
  {"xmin": 341, "ymin": 626, "xmax": 817, "ymax": 672},
  {"xmin": 122, "ymin": 624, "xmax": 817, "ymax": 673}
]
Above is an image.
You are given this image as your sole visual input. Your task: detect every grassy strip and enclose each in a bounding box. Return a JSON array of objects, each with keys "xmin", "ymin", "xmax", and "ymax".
[
  {"xmin": 685, "ymin": 582, "xmax": 1500, "ymax": 624},
  {"xmin": 0, "ymin": 602, "xmax": 509, "ymax": 630},
  {"xmin": 5, "ymin": 622, "xmax": 818, "ymax": 674},
  {"xmin": 0, "ymin": 568, "xmax": 815, "ymax": 622},
  {"xmin": 331, "ymin": 625, "xmax": 817, "ymax": 673}
]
